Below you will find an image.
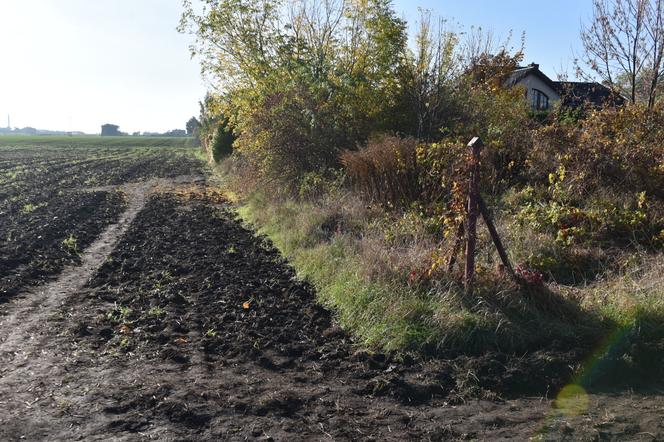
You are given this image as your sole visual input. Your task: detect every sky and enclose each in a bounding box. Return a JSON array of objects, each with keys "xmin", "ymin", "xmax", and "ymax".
[
  {"xmin": 393, "ymin": 0, "xmax": 593, "ymax": 79},
  {"xmin": 0, "ymin": 0, "xmax": 593, "ymax": 134},
  {"xmin": 0, "ymin": 0, "xmax": 205, "ymax": 134}
]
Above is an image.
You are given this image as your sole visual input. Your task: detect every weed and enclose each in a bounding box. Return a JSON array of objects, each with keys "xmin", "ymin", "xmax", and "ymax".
[
  {"xmin": 153, "ymin": 270, "xmax": 174, "ymax": 289},
  {"xmin": 147, "ymin": 306, "xmax": 166, "ymax": 318},
  {"xmin": 119, "ymin": 336, "xmax": 131, "ymax": 351},
  {"xmin": 106, "ymin": 303, "xmax": 132, "ymax": 324},
  {"xmin": 21, "ymin": 203, "xmax": 37, "ymax": 214},
  {"xmin": 61, "ymin": 234, "xmax": 79, "ymax": 255},
  {"xmin": 57, "ymin": 400, "xmax": 73, "ymax": 411}
]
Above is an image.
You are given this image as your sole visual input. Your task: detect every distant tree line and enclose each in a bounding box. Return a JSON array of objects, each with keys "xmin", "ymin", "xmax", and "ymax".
[
  {"xmin": 101, "ymin": 123, "xmax": 188, "ymax": 137},
  {"xmin": 101, "ymin": 124, "xmax": 126, "ymax": 136},
  {"xmin": 0, "ymin": 126, "xmax": 85, "ymax": 136}
]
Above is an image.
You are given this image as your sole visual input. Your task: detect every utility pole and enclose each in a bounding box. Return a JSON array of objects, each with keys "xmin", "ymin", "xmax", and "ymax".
[{"xmin": 6, "ymin": 114, "xmax": 10, "ymax": 130}]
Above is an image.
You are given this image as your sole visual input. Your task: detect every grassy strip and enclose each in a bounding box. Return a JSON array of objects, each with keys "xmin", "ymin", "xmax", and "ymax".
[
  {"xmin": 583, "ymin": 257, "xmax": 664, "ymax": 339},
  {"xmin": 235, "ymin": 191, "xmax": 444, "ymax": 352}
]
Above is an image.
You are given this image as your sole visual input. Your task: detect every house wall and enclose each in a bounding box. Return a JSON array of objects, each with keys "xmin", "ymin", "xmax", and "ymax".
[{"xmin": 517, "ymin": 74, "xmax": 560, "ymax": 106}]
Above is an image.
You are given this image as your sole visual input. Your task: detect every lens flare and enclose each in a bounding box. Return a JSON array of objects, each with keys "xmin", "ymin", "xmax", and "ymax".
[{"xmin": 555, "ymin": 384, "xmax": 589, "ymax": 416}]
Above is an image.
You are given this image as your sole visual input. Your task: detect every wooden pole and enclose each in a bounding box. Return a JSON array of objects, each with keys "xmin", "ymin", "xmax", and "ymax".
[
  {"xmin": 464, "ymin": 137, "xmax": 483, "ymax": 296},
  {"xmin": 478, "ymin": 195, "xmax": 518, "ymax": 283}
]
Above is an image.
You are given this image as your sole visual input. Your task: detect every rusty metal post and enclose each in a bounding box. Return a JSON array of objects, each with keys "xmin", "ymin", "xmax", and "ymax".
[{"xmin": 464, "ymin": 137, "xmax": 483, "ymax": 296}]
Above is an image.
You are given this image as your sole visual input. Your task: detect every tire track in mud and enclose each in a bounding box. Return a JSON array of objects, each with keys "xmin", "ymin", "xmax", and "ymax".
[
  {"xmin": 0, "ymin": 182, "xmax": 148, "ymax": 361},
  {"xmin": 0, "ymin": 176, "xmax": 204, "ymax": 440}
]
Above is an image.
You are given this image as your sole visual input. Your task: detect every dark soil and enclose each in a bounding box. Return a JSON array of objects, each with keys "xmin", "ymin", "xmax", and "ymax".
[
  {"xmin": 0, "ymin": 146, "xmax": 203, "ymax": 300},
  {"xmin": 81, "ymin": 191, "xmax": 582, "ymax": 400},
  {"xmin": 0, "ymin": 190, "xmax": 126, "ymax": 300}
]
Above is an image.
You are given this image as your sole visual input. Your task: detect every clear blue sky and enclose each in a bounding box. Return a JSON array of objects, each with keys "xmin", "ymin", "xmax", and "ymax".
[{"xmin": 0, "ymin": 0, "xmax": 593, "ymax": 134}]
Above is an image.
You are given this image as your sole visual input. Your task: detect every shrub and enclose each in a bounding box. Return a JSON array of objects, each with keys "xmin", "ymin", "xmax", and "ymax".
[
  {"xmin": 341, "ymin": 134, "xmax": 420, "ymax": 208},
  {"xmin": 447, "ymin": 49, "xmax": 537, "ymax": 192},
  {"xmin": 342, "ymin": 135, "xmax": 472, "ymax": 213},
  {"xmin": 415, "ymin": 139, "xmax": 467, "ymax": 209},
  {"xmin": 341, "ymin": 84, "xmax": 535, "ymax": 213},
  {"xmin": 235, "ymin": 81, "xmax": 349, "ymax": 188},
  {"xmin": 531, "ymin": 105, "xmax": 664, "ymax": 200},
  {"xmin": 210, "ymin": 118, "xmax": 235, "ymax": 162},
  {"xmin": 298, "ymin": 169, "xmax": 345, "ymax": 201}
]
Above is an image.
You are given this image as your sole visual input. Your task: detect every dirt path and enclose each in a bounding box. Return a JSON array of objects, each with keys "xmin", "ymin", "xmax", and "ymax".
[
  {"xmin": 0, "ymin": 181, "xmax": 148, "ymax": 350},
  {"xmin": 1, "ymin": 179, "xmax": 663, "ymax": 441},
  {"xmin": 0, "ymin": 177, "xmax": 200, "ymax": 440}
]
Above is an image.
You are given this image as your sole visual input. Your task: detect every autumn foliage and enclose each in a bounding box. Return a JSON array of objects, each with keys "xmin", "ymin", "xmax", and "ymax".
[{"xmin": 182, "ymin": 0, "xmax": 664, "ymax": 355}]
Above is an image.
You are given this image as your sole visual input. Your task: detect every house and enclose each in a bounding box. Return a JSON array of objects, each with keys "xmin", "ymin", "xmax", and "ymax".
[{"xmin": 505, "ymin": 63, "xmax": 624, "ymax": 111}]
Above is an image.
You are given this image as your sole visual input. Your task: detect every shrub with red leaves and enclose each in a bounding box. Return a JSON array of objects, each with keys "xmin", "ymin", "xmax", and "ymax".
[{"xmin": 515, "ymin": 264, "xmax": 544, "ymax": 285}]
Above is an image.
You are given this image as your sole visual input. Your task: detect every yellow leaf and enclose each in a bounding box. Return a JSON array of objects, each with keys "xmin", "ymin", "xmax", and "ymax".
[{"xmin": 119, "ymin": 324, "xmax": 132, "ymax": 335}]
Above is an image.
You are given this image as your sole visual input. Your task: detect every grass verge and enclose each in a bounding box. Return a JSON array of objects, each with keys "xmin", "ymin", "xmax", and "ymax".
[
  {"xmin": 229, "ymin": 198, "xmax": 621, "ymax": 359},
  {"xmin": 214, "ymin": 162, "xmax": 663, "ymax": 363}
]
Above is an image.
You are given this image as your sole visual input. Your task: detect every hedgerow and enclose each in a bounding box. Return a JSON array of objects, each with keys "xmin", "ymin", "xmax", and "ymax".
[{"xmin": 181, "ymin": 0, "xmax": 664, "ymax": 356}]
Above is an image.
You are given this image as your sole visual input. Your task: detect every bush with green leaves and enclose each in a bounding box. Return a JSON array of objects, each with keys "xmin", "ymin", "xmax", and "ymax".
[
  {"xmin": 210, "ymin": 118, "xmax": 235, "ymax": 162},
  {"xmin": 181, "ymin": 0, "xmax": 410, "ymax": 182}
]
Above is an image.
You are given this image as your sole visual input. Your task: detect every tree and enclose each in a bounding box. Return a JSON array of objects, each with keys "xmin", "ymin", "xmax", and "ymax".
[
  {"xmin": 164, "ymin": 129, "xmax": 187, "ymax": 137},
  {"xmin": 179, "ymin": 0, "xmax": 410, "ymax": 180},
  {"xmin": 396, "ymin": 11, "xmax": 459, "ymax": 139},
  {"xmin": 210, "ymin": 117, "xmax": 235, "ymax": 161},
  {"xmin": 579, "ymin": 0, "xmax": 664, "ymax": 107},
  {"xmin": 186, "ymin": 117, "xmax": 200, "ymax": 135}
]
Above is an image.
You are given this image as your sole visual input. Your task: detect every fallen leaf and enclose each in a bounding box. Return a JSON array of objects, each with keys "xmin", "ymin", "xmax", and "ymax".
[
  {"xmin": 174, "ymin": 337, "xmax": 188, "ymax": 344},
  {"xmin": 242, "ymin": 300, "xmax": 251, "ymax": 309},
  {"xmin": 119, "ymin": 324, "xmax": 132, "ymax": 334}
]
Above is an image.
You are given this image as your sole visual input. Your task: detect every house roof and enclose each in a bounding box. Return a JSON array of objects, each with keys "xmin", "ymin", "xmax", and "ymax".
[
  {"xmin": 505, "ymin": 64, "xmax": 558, "ymax": 92},
  {"xmin": 507, "ymin": 63, "xmax": 625, "ymax": 107},
  {"xmin": 553, "ymin": 81, "xmax": 625, "ymax": 107}
]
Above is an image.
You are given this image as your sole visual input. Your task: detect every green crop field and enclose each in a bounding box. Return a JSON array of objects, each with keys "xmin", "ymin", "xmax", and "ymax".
[{"xmin": 0, "ymin": 134, "xmax": 196, "ymax": 148}]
